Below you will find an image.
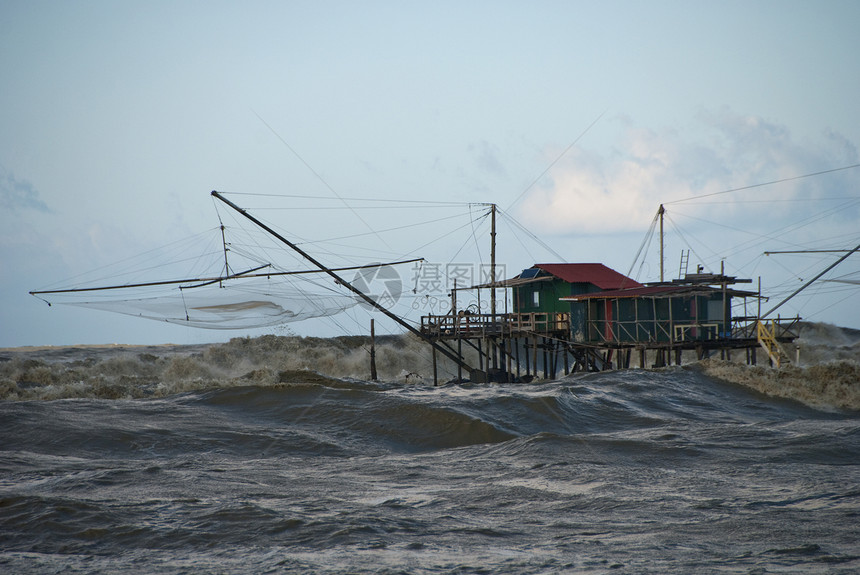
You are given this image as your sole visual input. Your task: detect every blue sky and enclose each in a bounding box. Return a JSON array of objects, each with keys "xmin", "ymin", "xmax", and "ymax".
[{"xmin": 2, "ymin": 1, "xmax": 859, "ymax": 347}]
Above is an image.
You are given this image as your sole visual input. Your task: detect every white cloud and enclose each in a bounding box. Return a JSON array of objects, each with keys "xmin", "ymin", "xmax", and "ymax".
[{"xmin": 517, "ymin": 110, "xmax": 860, "ymax": 236}]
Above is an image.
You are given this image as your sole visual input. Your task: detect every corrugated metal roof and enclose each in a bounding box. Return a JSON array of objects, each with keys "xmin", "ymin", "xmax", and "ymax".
[
  {"xmin": 534, "ymin": 263, "xmax": 641, "ymax": 290},
  {"xmin": 561, "ymin": 285, "xmax": 688, "ymax": 300},
  {"xmin": 561, "ymin": 284, "xmax": 759, "ymax": 301},
  {"xmin": 470, "ymin": 275, "xmax": 552, "ymax": 289}
]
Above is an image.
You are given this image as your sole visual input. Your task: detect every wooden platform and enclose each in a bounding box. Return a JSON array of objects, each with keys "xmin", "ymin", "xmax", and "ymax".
[{"xmin": 419, "ymin": 312, "xmax": 799, "ymax": 382}]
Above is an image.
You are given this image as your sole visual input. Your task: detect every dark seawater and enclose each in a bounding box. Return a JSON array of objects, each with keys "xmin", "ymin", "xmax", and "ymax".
[{"xmin": 1, "ymin": 336, "xmax": 859, "ymax": 574}]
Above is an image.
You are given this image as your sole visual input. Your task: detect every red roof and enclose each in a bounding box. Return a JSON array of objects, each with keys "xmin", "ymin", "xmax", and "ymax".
[{"xmin": 533, "ymin": 263, "xmax": 641, "ymax": 290}]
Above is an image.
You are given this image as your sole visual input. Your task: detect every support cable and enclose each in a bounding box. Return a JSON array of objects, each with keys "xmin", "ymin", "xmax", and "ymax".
[
  {"xmin": 251, "ymin": 111, "xmax": 391, "ymax": 249},
  {"xmin": 665, "ymin": 163, "xmax": 860, "ymax": 205},
  {"xmin": 665, "ymin": 213, "xmax": 711, "ymax": 274},
  {"xmin": 211, "ymin": 191, "xmax": 473, "ymax": 372},
  {"xmin": 497, "ymin": 208, "xmax": 568, "ymax": 262},
  {"xmin": 762, "ymin": 242, "xmax": 860, "ymax": 318},
  {"xmin": 626, "ymin": 207, "xmax": 660, "ymax": 280},
  {"xmin": 506, "ymin": 109, "xmax": 607, "ymax": 211}
]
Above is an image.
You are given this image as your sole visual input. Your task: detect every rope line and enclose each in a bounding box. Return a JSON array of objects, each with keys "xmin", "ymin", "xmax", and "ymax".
[{"xmin": 665, "ymin": 163, "xmax": 860, "ymax": 205}]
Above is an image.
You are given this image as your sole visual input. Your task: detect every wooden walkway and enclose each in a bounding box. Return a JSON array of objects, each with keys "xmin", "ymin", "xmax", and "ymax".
[{"xmin": 419, "ymin": 312, "xmax": 800, "ymax": 382}]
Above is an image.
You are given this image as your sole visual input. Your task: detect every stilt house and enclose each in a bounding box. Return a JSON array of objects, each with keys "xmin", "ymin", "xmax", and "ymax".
[
  {"xmin": 560, "ymin": 273, "xmax": 758, "ymax": 344},
  {"xmin": 508, "ymin": 264, "xmax": 759, "ymax": 345},
  {"xmin": 510, "ymin": 263, "xmax": 641, "ymax": 317}
]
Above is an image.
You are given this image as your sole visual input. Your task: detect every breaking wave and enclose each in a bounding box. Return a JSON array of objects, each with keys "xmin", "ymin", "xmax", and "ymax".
[
  {"xmin": 695, "ymin": 321, "xmax": 860, "ymax": 411},
  {"xmin": 1, "ymin": 323, "xmax": 858, "ymax": 412},
  {"xmin": 696, "ymin": 359, "xmax": 860, "ymax": 411},
  {"xmin": 3, "ymin": 326, "xmax": 857, "ymax": 575},
  {"xmin": 0, "ymin": 334, "xmax": 451, "ymax": 401}
]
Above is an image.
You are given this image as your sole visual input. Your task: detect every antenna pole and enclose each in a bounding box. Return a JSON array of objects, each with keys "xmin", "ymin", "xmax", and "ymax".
[
  {"xmin": 210, "ymin": 190, "xmax": 472, "ymax": 371},
  {"xmin": 490, "ymin": 203, "xmax": 497, "ymax": 317},
  {"xmin": 219, "ymin": 224, "xmax": 230, "ymax": 276},
  {"xmin": 658, "ymin": 204, "xmax": 665, "ymax": 283}
]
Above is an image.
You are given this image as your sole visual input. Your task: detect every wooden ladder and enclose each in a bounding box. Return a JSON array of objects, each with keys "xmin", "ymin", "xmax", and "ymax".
[
  {"xmin": 756, "ymin": 320, "xmax": 790, "ymax": 368},
  {"xmin": 678, "ymin": 249, "xmax": 690, "ymax": 279}
]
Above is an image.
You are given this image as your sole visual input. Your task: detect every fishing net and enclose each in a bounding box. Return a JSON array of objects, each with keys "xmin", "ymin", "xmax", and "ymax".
[
  {"xmin": 29, "ymin": 223, "xmax": 372, "ymax": 330},
  {"xmin": 57, "ymin": 279, "xmax": 359, "ymax": 330},
  {"xmin": 30, "ymin": 192, "xmax": 492, "ymax": 332}
]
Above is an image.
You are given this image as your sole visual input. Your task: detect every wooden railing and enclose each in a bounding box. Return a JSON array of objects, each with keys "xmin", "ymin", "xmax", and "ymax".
[
  {"xmin": 674, "ymin": 323, "xmax": 721, "ymax": 342},
  {"xmin": 581, "ymin": 316, "xmax": 800, "ymax": 345},
  {"xmin": 422, "ymin": 312, "xmax": 800, "ymax": 348},
  {"xmin": 583, "ymin": 318, "xmax": 683, "ymax": 344},
  {"xmin": 420, "ymin": 312, "xmax": 570, "ymax": 337},
  {"xmin": 733, "ymin": 315, "xmax": 800, "ymax": 340}
]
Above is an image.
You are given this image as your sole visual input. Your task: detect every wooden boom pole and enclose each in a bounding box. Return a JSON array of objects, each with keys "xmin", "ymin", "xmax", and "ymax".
[
  {"xmin": 762, "ymin": 242, "xmax": 860, "ymax": 318},
  {"xmin": 210, "ymin": 190, "xmax": 472, "ymax": 372}
]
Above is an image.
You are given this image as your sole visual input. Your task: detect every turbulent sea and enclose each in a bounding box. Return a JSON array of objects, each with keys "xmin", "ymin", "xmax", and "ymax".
[{"xmin": 2, "ymin": 323, "xmax": 859, "ymax": 574}]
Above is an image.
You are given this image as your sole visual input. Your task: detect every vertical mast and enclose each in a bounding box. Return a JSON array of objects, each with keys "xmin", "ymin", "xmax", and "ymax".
[
  {"xmin": 658, "ymin": 204, "xmax": 665, "ymax": 283},
  {"xmin": 721, "ymin": 259, "xmax": 728, "ymax": 336},
  {"xmin": 219, "ymin": 224, "xmax": 231, "ymax": 287},
  {"xmin": 490, "ymin": 203, "xmax": 497, "ymax": 317}
]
